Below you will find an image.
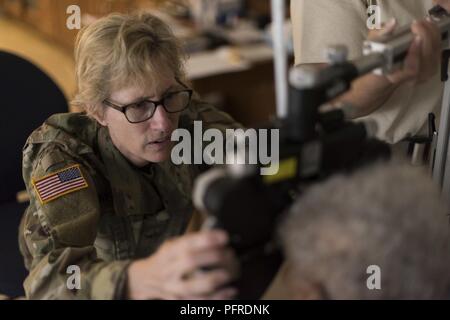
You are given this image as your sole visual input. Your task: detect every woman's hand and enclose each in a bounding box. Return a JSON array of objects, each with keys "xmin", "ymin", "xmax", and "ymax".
[{"xmin": 126, "ymin": 229, "xmax": 240, "ymax": 300}]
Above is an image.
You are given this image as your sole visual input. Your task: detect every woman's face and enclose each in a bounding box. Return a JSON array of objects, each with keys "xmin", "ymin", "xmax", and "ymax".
[{"xmin": 97, "ymin": 73, "xmax": 183, "ymax": 166}]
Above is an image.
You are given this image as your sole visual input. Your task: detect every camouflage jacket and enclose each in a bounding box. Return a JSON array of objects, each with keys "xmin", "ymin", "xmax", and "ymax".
[{"xmin": 18, "ymin": 101, "xmax": 240, "ymax": 300}]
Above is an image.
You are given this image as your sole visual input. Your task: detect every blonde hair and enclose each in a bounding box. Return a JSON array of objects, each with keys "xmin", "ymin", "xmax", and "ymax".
[{"xmin": 72, "ymin": 12, "xmax": 186, "ymax": 117}]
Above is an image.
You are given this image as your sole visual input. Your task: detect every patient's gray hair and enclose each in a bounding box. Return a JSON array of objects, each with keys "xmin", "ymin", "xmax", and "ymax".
[{"xmin": 280, "ymin": 161, "xmax": 450, "ymax": 299}]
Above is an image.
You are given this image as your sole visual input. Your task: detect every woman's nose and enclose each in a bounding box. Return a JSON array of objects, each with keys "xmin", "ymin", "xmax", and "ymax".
[{"xmin": 149, "ymin": 104, "xmax": 172, "ymax": 131}]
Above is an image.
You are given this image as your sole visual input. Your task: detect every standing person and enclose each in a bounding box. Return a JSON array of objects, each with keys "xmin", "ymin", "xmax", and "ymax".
[{"xmin": 291, "ymin": 0, "xmax": 443, "ymax": 145}]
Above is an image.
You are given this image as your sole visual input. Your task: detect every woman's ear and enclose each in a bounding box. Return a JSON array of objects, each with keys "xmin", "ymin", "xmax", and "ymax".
[{"xmin": 91, "ymin": 107, "xmax": 108, "ymax": 127}]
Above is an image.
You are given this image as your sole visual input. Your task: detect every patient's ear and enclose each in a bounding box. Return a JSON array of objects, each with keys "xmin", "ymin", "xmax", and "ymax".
[
  {"xmin": 289, "ymin": 279, "xmax": 327, "ymax": 300},
  {"xmin": 284, "ymin": 265, "xmax": 326, "ymax": 300}
]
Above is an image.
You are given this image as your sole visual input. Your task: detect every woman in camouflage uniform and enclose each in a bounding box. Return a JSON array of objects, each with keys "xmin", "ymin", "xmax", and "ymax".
[{"xmin": 19, "ymin": 12, "xmax": 240, "ymax": 300}]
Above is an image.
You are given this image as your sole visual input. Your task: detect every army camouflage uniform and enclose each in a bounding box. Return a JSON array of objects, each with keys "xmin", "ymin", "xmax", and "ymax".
[{"xmin": 18, "ymin": 100, "xmax": 241, "ymax": 300}]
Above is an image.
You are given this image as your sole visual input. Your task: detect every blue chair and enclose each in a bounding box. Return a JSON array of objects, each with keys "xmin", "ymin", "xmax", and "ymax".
[{"xmin": 0, "ymin": 50, "xmax": 68, "ymax": 297}]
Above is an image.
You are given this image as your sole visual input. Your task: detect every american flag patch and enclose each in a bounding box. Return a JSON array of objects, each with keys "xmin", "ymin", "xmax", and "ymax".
[{"xmin": 32, "ymin": 164, "xmax": 89, "ymax": 204}]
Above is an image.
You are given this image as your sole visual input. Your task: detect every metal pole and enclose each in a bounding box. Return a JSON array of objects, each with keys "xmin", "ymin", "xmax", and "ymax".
[
  {"xmin": 435, "ymin": 63, "xmax": 450, "ymax": 193},
  {"xmin": 271, "ymin": 0, "xmax": 288, "ymax": 119},
  {"xmin": 433, "ymin": 89, "xmax": 450, "ymax": 186}
]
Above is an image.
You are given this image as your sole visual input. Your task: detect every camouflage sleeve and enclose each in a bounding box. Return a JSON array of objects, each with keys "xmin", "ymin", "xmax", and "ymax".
[{"xmin": 20, "ymin": 143, "xmax": 131, "ymax": 300}]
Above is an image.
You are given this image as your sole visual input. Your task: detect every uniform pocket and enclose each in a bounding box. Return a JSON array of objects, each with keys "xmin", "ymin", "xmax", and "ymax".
[{"xmin": 132, "ymin": 210, "xmax": 171, "ymax": 258}]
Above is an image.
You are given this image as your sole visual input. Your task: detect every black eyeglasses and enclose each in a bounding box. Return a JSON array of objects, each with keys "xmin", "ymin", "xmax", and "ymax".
[{"xmin": 103, "ymin": 89, "xmax": 193, "ymax": 124}]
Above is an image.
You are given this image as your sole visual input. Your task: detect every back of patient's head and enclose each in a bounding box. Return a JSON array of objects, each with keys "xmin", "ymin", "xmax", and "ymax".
[{"xmin": 280, "ymin": 161, "xmax": 450, "ymax": 299}]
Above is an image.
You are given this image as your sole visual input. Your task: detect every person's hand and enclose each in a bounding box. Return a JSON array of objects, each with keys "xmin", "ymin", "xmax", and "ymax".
[
  {"xmin": 433, "ymin": 0, "xmax": 450, "ymax": 13},
  {"xmin": 126, "ymin": 229, "xmax": 240, "ymax": 300},
  {"xmin": 368, "ymin": 18, "xmax": 441, "ymax": 85}
]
